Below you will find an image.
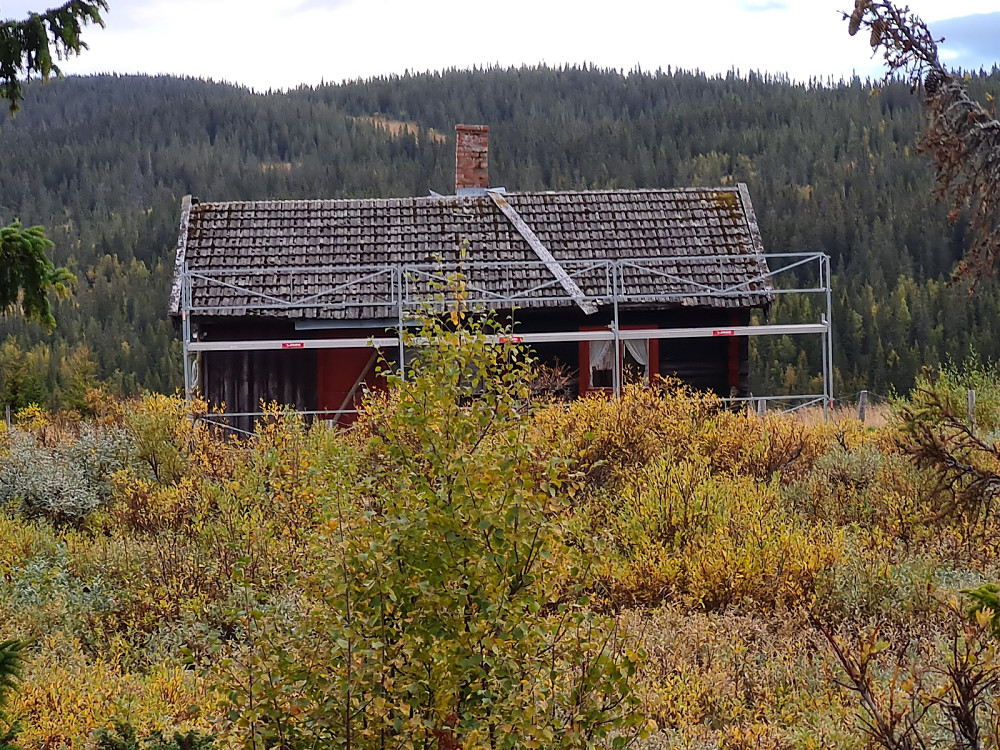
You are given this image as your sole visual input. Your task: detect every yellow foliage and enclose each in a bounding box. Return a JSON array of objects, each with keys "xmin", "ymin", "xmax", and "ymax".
[
  {"xmin": 532, "ymin": 380, "xmax": 724, "ymax": 490},
  {"xmin": 0, "ymin": 515, "xmax": 58, "ymax": 577},
  {"xmin": 591, "ymin": 456, "xmax": 845, "ymax": 609},
  {"xmin": 0, "ymin": 373, "xmax": 989, "ymax": 749},
  {"xmin": 628, "ymin": 607, "xmax": 862, "ymax": 750},
  {"xmin": 11, "ymin": 637, "xmax": 227, "ymax": 749},
  {"xmin": 14, "ymin": 404, "xmax": 49, "ymax": 433}
]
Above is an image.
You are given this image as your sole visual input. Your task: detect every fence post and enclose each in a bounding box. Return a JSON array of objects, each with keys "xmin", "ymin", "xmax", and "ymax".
[
  {"xmin": 756, "ymin": 398, "xmax": 767, "ymax": 418},
  {"xmin": 968, "ymin": 389, "xmax": 977, "ymax": 433},
  {"xmin": 858, "ymin": 390, "xmax": 868, "ymax": 423}
]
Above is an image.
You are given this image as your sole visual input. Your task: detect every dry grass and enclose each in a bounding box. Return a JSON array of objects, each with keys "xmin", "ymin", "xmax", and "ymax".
[
  {"xmin": 789, "ymin": 402, "xmax": 893, "ymax": 427},
  {"xmin": 732, "ymin": 401, "xmax": 892, "ymax": 427},
  {"xmin": 259, "ymin": 161, "xmax": 299, "ymax": 173},
  {"xmin": 352, "ymin": 114, "xmax": 447, "ymax": 144}
]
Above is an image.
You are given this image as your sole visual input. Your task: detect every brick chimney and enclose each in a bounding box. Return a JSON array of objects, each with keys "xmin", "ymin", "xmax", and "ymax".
[{"xmin": 455, "ymin": 124, "xmax": 489, "ymax": 194}]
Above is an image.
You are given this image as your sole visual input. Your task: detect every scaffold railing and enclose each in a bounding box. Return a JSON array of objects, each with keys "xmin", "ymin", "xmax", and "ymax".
[{"xmin": 179, "ymin": 252, "xmax": 834, "ymax": 423}]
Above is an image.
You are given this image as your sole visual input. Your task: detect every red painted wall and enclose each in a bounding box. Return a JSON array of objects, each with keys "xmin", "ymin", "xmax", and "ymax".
[
  {"xmin": 728, "ymin": 311, "xmax": 741, "ymax": 396},
  {"xmin": 317, "ymin": 348, "xmax": 382, "ymax": 426}
]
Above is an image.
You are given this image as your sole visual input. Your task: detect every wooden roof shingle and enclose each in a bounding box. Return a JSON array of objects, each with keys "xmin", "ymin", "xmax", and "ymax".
[{"xmin": 170, "ymin": 185, "xmax": 773, "ymax": 320}]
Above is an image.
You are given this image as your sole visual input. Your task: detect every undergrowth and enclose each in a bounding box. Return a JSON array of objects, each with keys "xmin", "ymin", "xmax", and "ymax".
[{"xmin": 0, "ymin": 355, "xmax": 996, "ymax": 748}]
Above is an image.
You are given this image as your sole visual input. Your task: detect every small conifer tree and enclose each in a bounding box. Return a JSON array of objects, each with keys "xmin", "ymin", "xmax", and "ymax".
[{"xmin": 0, "ymin": 639, "xmax": 24, "ymax": 750}]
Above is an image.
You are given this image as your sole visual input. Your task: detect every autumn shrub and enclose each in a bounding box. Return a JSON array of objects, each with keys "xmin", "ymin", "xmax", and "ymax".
[
  {"xmin": 13, "ymin": 403, "xmax": 79, "ymax": 446},
  {"xmin": 9, "ymin": 639, "xmax": 222, "ymax": 750},
  {"xmin": 531, "ymin": 382, "xmax": 884, "ymax": 494},
  {"xmin": 532, "ymin": 380, "xmax": 722, "ymax": 492},
  {"xmin": 536, "ymin": 387, "xmax": 895, "ymax": 611},
  {"xmin": 688, "ymin": 408, "xmax": 771, "ymax": 479},
  {"xmin": 1, "ymin": 543, "xmax": 112, "ymax": 645},
  {"xmin": 0, "ymin": 424, "xmax": 134, "ymax": 526},
  {"xmin": 626, "ymin": 607, "xmax": 861, "ymax": 750},
  {"xmin": 811, "ymin": 549, "xmax": 940, "ymax": 623},
  {"xmin": 892, "ymin": 364, "xmax": 1000, "ymax": 557},
  {"xmin": 74, "ymin": 472, "xmax": 320, "ymax": 645},
  {"xmin": 220, "ymin": 312, "xmax": 645, "ymax": 749},
  {"xmin": 120, "ymin": 394, "xmax": 201, "ymax": 485},
  {"xmin": 903, "ymin": 359, "xmax": 1000, "ymax": 435},
  {"xmin": 107, "ymin": 474, "xmax": 204, "ymax": 536},
  {"xmin": 587, "ymin": 454, "xmax": 844, "ymax": 609},
  {"xmin": 0, "ymin": 513, "xmax": 61, "ymax": 577},
  {"xmin": 819, "ymin": 588, "xmax": 1000, "ymax": 750},
  {"xmin": 781, "ymin": 441, "xmax": 928, "ymax": 541},
  {"xmin": 71, "ymin": 398, "xmax": 335, "ymax": 645}
]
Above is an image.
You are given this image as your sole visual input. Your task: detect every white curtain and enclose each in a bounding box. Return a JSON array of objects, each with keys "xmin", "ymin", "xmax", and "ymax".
[
  {"xmin": 590, "ymin": 340, "xmax": 614, "ymax": 371},
  {"xmin": 624, "ymin": 339, "xmax": 649, "ymax": 378},
  {"xmin": 589, "ymin": 339, "xmax": 614, "ymax": 387},
  {"xmin": 589, "ymin": 339, "xmax": 651, "ymax": 386}
]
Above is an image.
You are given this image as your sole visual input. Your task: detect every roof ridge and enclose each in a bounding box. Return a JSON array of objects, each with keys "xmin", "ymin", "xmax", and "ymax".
[{"xmin": 189, "ymin": 186, "xmax": 741, "ymax": 209}]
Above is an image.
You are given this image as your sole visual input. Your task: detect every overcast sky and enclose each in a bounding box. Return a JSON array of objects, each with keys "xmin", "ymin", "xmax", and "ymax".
[{"xmin": 3, "ymin": 0, "xmax": 1000, "ymax": 91}]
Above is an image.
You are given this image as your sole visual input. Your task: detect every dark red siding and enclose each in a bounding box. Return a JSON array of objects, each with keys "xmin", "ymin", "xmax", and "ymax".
[{"xmin": 317, "ymin": 348, "xmax": 381, "ymax": 426}]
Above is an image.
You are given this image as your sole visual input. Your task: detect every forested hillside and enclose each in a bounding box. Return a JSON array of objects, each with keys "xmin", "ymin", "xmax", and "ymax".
[{"xmin": 2, "ymin": 66, "xmax": 999, "ymax": 406}]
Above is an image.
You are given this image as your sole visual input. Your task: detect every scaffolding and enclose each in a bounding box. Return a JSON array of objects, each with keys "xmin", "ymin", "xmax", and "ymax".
[{"xmin": 179, "ymin": 252, "xmax": 834, "ymax": 429}]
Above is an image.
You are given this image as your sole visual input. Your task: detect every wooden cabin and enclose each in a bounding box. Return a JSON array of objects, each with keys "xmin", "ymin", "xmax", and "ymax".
[{"xmin": 169, "ymin": 125, "xmax": 774, "ymax": 429}]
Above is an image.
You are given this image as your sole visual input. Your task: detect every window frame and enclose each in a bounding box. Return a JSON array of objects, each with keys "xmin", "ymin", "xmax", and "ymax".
[{"xmin": 578, "ymin": 327, "xmax": 659, "ymax": 395}]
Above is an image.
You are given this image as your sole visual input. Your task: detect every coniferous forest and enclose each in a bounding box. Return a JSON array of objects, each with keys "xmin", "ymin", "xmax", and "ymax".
[
  {"xmin": 2, "ymin": 66, "xmax": 1000, "ymax": 407},
  {"xmin": 9, "ymin": 64, "xmax": 1000, "ymax": 750}
]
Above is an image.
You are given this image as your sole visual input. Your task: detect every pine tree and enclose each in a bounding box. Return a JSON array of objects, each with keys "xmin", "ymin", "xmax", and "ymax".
[
  {"xmin": 0, "ymin": 1, "xmax": 107, "ymax": 113},
  {"xmin": 0, "ymin": 221, "xmax": 73, "ymax": 331},
  {"xmin": 847, "ymin": 0, "xmax": 1000, "ymax": 282},
  {"xmin": 0, "ymin": 639, "xmax": 23, "ymax": 750}
]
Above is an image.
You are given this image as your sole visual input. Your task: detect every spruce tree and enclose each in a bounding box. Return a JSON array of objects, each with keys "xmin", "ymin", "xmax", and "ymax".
[
  {"xmin": 1, "ymin": 1, "xmax": 107, "ymax": 113},
  {"xmin": 0, "ymin": 639, "xmax": 23, "ymax": 750}
]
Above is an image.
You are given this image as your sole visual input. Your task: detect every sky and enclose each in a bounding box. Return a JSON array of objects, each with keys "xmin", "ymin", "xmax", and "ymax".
[{"xmin": 2, "ymin": 0, "xmax": 1000, "ymax": 91}]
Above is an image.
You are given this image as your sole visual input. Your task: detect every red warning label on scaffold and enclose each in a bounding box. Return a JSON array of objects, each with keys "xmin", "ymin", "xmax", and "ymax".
[
  {"xmin": 281, "ymin": 342, "xmax": 305, "ymax": 349},
  {"xmin": 712, "ymin": 330, "xmax": 736, "ymax": 337},
  {"xmin": 499, "ymin": 336, "xmax": 523, "ymax": 344}
]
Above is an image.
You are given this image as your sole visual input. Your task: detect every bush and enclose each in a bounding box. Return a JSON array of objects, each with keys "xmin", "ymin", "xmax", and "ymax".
[
  {"xmin": 221, "ymin": 311, "xmax": 646, "ymax": 749},
  {"xmin": 587, "ymin": 455, "xmax": 844, "ymax": 609},
  {"xmin": 903, "ymin": 358, "xmax": 1000, "ymax": 435},
  {"xmin": 10, "ymin": 647, "xmax": 218, "ymax": 749},
  {"xmin": 531, "ymin": 380, "xmax": 725, "ymax": 492},
  {"xmin": 0, "ymin": 425, "xmax": 134, "ymax": 526},
  {"xmin": 95, "ymin": 721, "xmax": 215, "ymax": 750},
  {"xmin": 121, "ymin": 395, "xmax": 196, "ymax": 485},
  {"xmin": 3, "ymin": 544, "xmax": 111, "ymax": 642}
]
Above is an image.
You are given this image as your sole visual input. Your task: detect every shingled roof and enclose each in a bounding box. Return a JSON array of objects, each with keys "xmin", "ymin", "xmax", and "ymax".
[{"xmin": 170, "ymin": 184, "xmax": 773, "ymax": 321}]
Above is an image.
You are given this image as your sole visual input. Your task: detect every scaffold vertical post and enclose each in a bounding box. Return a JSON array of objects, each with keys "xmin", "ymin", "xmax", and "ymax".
[
  {"xmin": 821, "ymin": 313, "xmax": 829, "ymax": 422},
  {"xmin": 182, "ymin": 270, "xmax": 194, "ymax": 401},
  {"xmin": 612, "ymin": 262, "xmax": 621, "ymax": 397},
  {"xmin": 396, "ymin": 268, "xmax": 406, "ymax": 381},
  {"xmin": 825, "ymin": 254, "xmax": 834, "ymax": 421},
  {"xmin": 182, "ymin": 312, "xmax": 191, "ymax": 400}
]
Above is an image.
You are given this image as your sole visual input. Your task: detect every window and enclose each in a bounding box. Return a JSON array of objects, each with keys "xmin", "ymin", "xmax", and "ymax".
[
  {"xmin": 581, "ymin": 334, "xmax": 658, "ymax": 393},
  {"xmin": 589, "ymin": 340, "xmax": 615, "ymax": 388}
]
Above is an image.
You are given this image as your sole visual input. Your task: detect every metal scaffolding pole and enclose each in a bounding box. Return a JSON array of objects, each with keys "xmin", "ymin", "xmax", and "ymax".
[
  {"xmin": 181, "ymin": 270, "xmax": 195, "ymax": 400},
  {"xmin": 396, "ymin": 267, "xmax": 406, "ymax": 381},
  {"xmin": 186, "ymin": 323, "xmax": 830, "ymax": 353},
  {"xmin": 821, "ymin": 314, "xmax": 829, "ymax": 422},
  {"xmin": 825, "ymin": 254, "xmax": 835, "ymax": 418},
  {"xmin": 612, "ymin": 264, "xmax": 621, "ymax": 397}
]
